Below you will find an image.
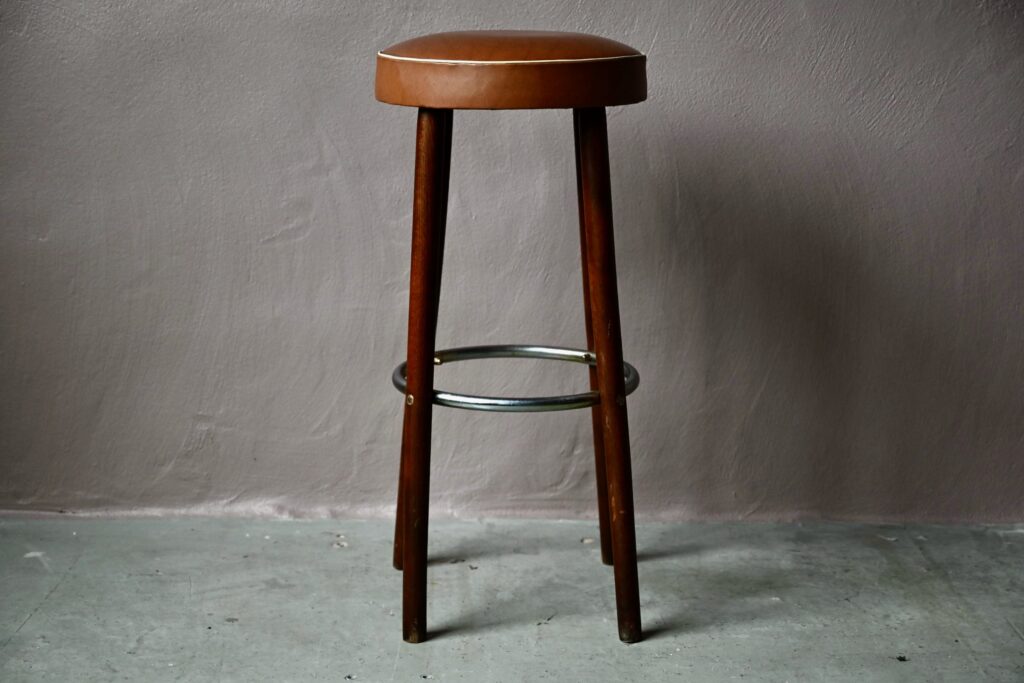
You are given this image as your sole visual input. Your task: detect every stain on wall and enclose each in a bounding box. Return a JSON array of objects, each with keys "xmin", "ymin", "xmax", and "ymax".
[{"xmin": 1, "ymin": 1, "xmax": 1022, "ymax": 521}]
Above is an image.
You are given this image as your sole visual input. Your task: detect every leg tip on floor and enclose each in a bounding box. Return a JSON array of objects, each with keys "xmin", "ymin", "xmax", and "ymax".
[{"xmin": 618, "ymin": 627, "xmax": 642, "ymax": 644}]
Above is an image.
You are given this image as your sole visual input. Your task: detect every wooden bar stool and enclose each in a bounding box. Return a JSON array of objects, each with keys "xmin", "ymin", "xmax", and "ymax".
[{"xmin": 375, "ymin": 30, "xmax": 647, "ymax": 644}]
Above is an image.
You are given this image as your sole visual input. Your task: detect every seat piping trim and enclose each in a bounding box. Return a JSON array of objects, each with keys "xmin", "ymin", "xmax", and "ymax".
[{"xmin": 377, "ymin": 52, "xmax": 643, "ymax": 66}]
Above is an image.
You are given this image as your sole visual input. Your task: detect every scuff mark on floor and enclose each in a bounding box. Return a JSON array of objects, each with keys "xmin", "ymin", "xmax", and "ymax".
[
  {"xmin": 22, "ymin": 551, "xmax": 51, "ymax": 572},
  {"xmin": 1, "ymin": 551, "xmax": 81, "ymax": 653}
]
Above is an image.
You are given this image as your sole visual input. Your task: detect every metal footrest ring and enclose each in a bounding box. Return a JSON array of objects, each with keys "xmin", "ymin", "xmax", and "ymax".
[{"xmin": 391, "ymin": 344, "xmax": 639, "ymax": 413}]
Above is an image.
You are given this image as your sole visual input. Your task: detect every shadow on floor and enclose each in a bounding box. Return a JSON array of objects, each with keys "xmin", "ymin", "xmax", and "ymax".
[{"xmin": 426, "ymin": 526, "xmax": 790, "ymax": 641}]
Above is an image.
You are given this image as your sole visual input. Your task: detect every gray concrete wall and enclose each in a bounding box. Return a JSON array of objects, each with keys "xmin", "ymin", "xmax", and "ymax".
[{"xmin": 2, "ymin": 1, "xmax": 1022, "ymax": 521}]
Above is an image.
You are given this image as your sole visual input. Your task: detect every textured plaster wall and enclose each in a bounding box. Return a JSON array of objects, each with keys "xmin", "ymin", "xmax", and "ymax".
[{"xmin": 1, "ymin": 1, "xmax": 1023, "ymax": 521}]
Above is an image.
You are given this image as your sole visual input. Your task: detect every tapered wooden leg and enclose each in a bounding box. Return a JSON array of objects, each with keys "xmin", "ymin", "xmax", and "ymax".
[
  {"xmin": 393, "ymin": 109, "xmax": 452, "ymax": 573},
  {"xmin": 574, "ymin": 111, "xmax": 613, "ymax": 567},
  {"xmin": 400, "ymin": 107, "xmax": 452, "ymax": 643},
  {"xmin": 575, "ymin": 106, "xmax": 642, "ymax": 643}
]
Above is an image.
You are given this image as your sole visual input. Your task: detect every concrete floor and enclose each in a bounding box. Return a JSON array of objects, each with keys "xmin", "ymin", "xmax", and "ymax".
[{"xmin": 1, "ymin": 518, "xmax": 1022, "ymax": 682}]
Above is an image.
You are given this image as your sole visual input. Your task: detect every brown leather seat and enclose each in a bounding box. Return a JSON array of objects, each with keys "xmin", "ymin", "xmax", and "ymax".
[{"xmin": 375, "ymin": 31, "xmax": 646, "ymax": 110}]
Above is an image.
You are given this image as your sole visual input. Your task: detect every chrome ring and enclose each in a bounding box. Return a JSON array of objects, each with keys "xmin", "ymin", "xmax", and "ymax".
[{"xmin": 391, "ymin": 344, "xmax": 639, "ymax": 413}]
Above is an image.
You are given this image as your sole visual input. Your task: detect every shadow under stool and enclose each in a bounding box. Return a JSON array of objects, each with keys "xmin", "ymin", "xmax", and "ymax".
[{"xmin": 375, "ymin": 30, "xmax": 648, "ymax": 644}]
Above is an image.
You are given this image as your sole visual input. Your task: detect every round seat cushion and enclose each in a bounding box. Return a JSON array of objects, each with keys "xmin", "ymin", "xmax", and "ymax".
[{"xmin": 375, "ymin": 31, "xmax": 646, "ymax": 110}]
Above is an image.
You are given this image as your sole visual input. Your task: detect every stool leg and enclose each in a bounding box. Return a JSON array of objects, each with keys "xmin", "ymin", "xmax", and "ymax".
[
  {"xmin": 394, "ymin": 108, "xmax": 452, "ymax": 572},
  {"xmin": 392, "ymin": 418, "xmax": 409, "ymax": 570},
  {"xmin": 575, "ymin": 106, "xmax": 642, "ymax": 644},
  {"xmin": 573, "ymin": 112, "xmax": 613, "ymax": 567},
  {"xmin": 400, "ymin": 107, "xmax": 453, "ymax": 643}
]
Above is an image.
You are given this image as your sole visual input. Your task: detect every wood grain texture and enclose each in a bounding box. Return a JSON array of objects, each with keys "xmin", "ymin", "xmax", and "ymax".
[
  {"xmin": 400, "ymin": 107, "xmax": 453, "ymax": 643},
  {"xmin": 574, "ymin": 110, "xmax": 614, "ymax": 567},
  {"xmin": 576, "ymin": 106, "xmax": 642, "ymax": 643},
  {"xmin": 394, "ymin": 109, "xmax": 452, "ymax": 573}
]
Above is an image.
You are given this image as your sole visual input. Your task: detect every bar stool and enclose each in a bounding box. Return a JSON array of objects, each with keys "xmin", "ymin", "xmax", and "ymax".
[{"xmin": 375, "ymin": 30, "xmax": 647, "ymax": 644}]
